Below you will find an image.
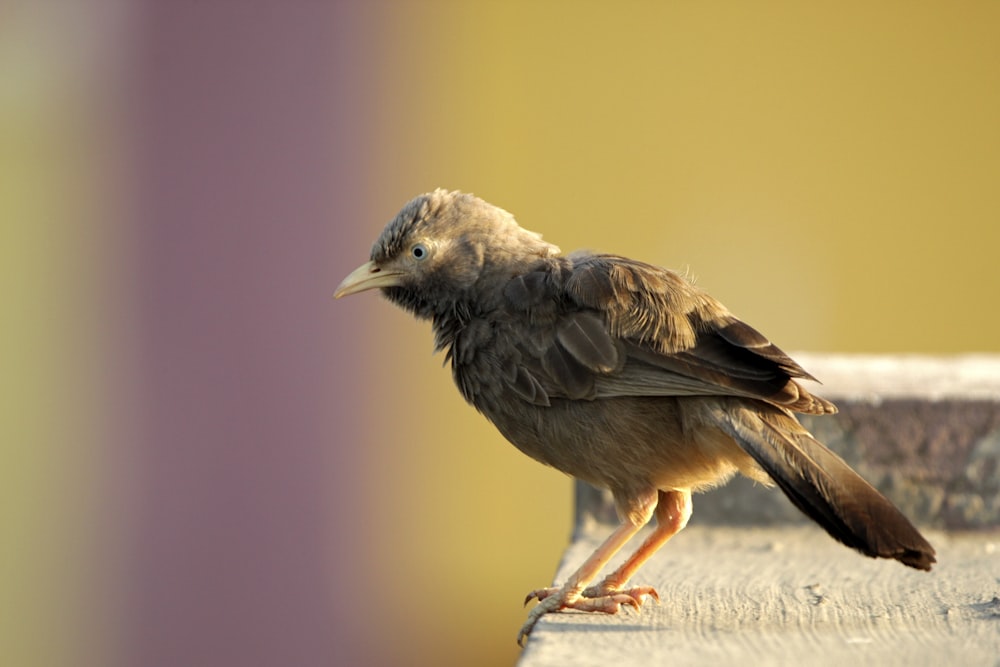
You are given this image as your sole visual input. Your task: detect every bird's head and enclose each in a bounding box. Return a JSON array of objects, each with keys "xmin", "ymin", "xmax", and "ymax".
[{"xmin": 335, "ymin": 189, "xmax": 560, "ymax": 319}]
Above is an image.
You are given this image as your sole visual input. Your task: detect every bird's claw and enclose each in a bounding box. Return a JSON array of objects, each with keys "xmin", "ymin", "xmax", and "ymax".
[
  {"xmin": 523, "ymin": 587, "xmax": 559, "ymax": 606},
  {"xmin": 518, "ymin": 584, "xmax": 658, "ymax": 645},
  {"xmin": 524, "ymin": 583, "xmax": 659, "ymax": 606},
  {"xmin": 600, "ymin": 584, "xmax": 660, "ymax": 606}
]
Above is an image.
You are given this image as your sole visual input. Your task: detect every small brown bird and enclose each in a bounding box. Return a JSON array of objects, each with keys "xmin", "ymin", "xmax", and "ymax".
[{"xmin": 335, "ymin": 189, "xmax": 935, "ymax": 645}]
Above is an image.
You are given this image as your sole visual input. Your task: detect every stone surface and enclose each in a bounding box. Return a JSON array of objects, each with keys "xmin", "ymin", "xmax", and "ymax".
[
  {"xmin": 520, "ymin": 526, "xmax": 1000, "ymax": 667},
  {"xmin": 575, "ymin": 355, "xmax": 1000, "ymax": 531}
]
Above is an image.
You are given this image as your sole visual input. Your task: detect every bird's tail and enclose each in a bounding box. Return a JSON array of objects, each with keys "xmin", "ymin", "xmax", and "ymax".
[{"xmin": 717, "ymin": 402, "xmax": 936, "ymax": 571}]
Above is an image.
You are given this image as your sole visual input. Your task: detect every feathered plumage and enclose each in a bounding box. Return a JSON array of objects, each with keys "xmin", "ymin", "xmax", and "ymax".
[{"xmin": 335, "ymin": 189, "xmax": 935, "ymax": 644}]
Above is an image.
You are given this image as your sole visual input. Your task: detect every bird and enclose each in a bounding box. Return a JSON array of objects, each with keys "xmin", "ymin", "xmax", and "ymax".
[{"xmin": 335, "ymin": 189, "xmax": 936, "ymax": 645}]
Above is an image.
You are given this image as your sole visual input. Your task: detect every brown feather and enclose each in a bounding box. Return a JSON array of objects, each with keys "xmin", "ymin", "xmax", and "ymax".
[{"xmin": 338, "ymin": 189, "xmax": 936, "ymax": 638}]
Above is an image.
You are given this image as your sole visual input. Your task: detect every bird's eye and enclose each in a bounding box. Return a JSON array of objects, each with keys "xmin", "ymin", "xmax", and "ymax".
[{"xmin": 411, "ymin": 243, "xmax": 429, "ymax": 261}]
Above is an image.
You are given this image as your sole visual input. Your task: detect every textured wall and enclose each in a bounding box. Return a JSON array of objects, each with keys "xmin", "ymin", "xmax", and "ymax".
[{"xmin": 577, "ymin": 357, "xmax": 1000, "ymax": 530}]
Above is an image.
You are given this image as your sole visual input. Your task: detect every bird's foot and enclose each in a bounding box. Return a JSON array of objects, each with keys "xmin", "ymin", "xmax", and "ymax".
[
  {"xmin": 587, "ymin": 583, "xmax": 660, "ymax": 605},
  {"xmin": 518, "ymin": 583, "xmax": 656, "ymax": 646},
  {"xmin": 524, "ymin": 582, "xmax": 659, "ymax": 607}
]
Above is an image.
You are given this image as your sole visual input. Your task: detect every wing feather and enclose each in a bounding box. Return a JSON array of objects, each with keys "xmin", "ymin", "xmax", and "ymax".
[{"xmin": 492, "ymin": 254, "xmax": 835, "ymax": 415}]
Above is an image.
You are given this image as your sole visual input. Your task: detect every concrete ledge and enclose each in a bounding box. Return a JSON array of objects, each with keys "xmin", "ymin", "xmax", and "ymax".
[
  {"xmin": 521, "ymin": 355, "xmax": 1000, "ymax": 665},
  {"xmin": 575, "ymin": 354, "xmax": 1000, "ymax": 532},
  {"xmin": 520, "ymin": 526, "xmax": 999, "ymax": 666}
]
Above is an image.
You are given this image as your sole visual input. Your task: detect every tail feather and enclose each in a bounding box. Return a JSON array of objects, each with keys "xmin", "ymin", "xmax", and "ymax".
[{"xmin": 719, "ymin": 404, "xmax": 936, "ymax": 571}]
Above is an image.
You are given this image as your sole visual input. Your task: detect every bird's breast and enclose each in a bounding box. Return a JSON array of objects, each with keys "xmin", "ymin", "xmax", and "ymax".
[{"xmin": 478, "ymin": 393, "xmax": 766, "ymax": 494}]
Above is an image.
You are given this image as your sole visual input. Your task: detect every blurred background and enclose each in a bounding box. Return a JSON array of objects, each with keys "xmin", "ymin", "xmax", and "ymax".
[{"xmin": 1, "ymin": 1, "xmax": 998, "ymax": 666}]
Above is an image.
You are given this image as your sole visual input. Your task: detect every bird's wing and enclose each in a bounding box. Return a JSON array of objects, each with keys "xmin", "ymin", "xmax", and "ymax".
[{"xmin": 500, "ymin": 254, "xmax": 835, "ymax": 414}]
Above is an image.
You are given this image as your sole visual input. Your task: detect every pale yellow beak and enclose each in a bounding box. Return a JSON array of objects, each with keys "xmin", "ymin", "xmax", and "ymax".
[{"xmin": 334, "ymin": 260, "xmax": 405, "ymax": 298}]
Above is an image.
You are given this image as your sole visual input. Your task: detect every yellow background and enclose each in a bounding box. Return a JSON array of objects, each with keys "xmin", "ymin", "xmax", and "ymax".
[
  {"xmin": 362, "ymin": 3, "xmax": 999, "ymax": 664},
  {"xmin": 3, "ymin": 2, "xmax": 998, "ymax": 666}
]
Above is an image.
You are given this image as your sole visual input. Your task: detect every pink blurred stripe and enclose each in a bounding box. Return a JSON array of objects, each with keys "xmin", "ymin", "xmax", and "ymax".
[{"xmin": 124, "ymin": 3, "xmax": 381, "ymax": 665}]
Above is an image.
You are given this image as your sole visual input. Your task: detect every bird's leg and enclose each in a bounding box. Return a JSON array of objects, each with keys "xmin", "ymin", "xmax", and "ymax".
[
  {"xmin": 527, "ymin": 489, "xmax": 692, "ymax": 606},
  {"xmin": 519, "ymin": 488, "xmax": 657, "ymax": 645},
  {"xmin": 580, "ymin": 489, "xmax": 692, "ymax": 603}
]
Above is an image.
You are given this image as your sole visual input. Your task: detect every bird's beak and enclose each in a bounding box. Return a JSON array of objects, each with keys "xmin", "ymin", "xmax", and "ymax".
[{"xmin": 334, "ymin": 260, "xmax": 405, "ymax": 298}]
